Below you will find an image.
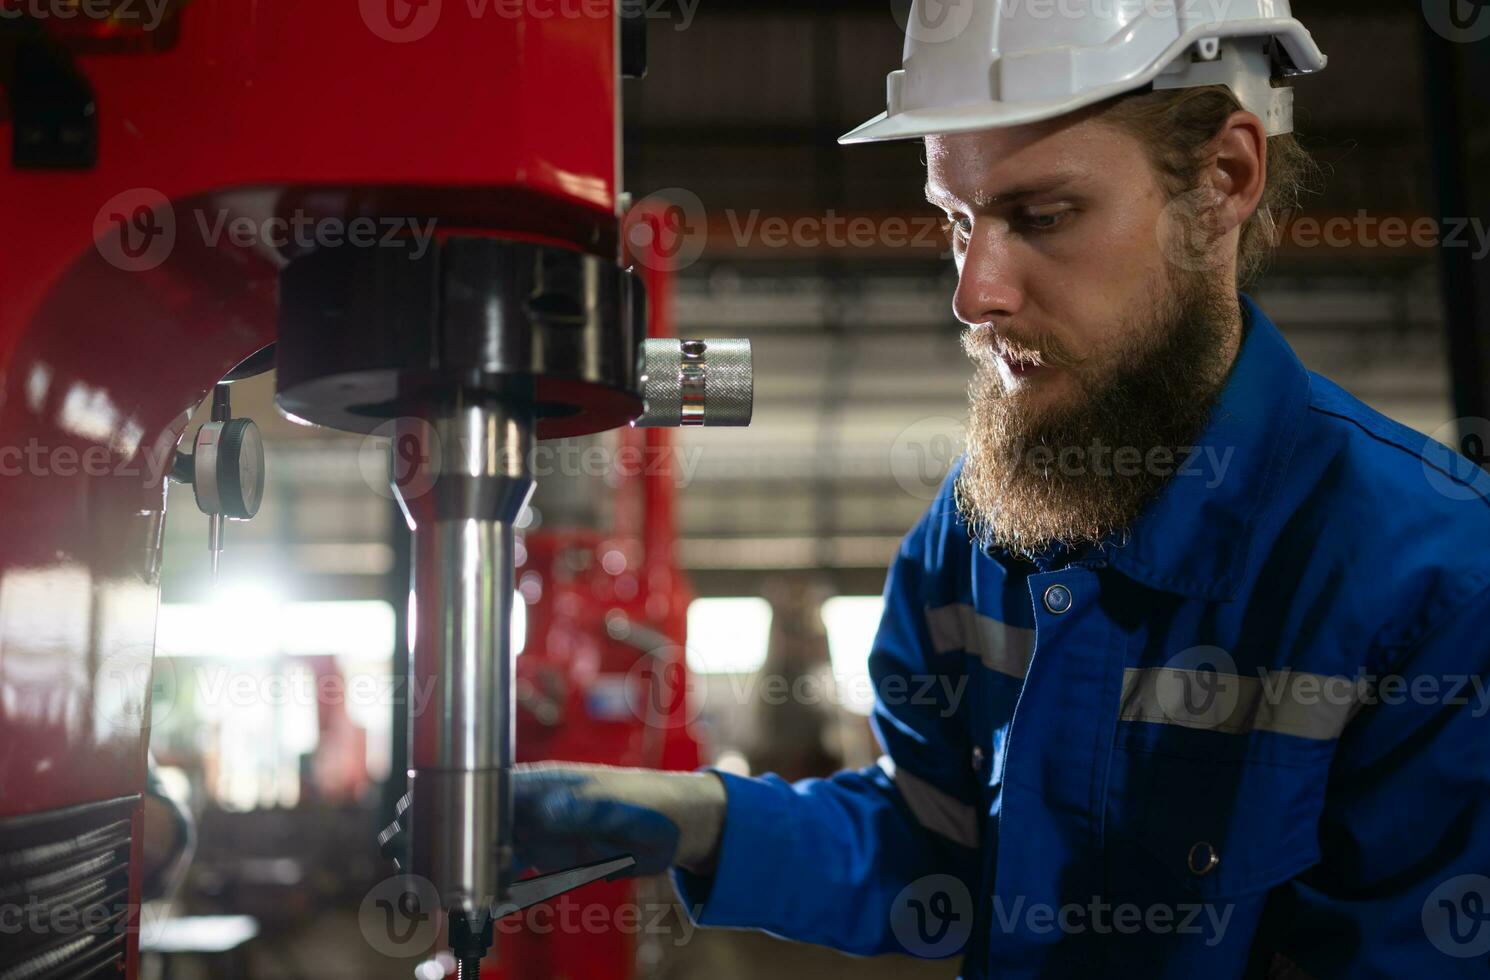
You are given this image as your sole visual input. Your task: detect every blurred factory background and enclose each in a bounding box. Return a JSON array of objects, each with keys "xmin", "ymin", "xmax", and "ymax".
[{"xmin": 136, "ymin": 2, "xmax": 1484, "ymax": 977}]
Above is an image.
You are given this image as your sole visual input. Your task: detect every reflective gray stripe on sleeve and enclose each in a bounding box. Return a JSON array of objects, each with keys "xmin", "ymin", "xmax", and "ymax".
[
  {"xmin": 1119, "ymin": 667, "xmax": 1363, "ymax": 741},
  {"xmin": 878, "ymin": 756, "xmax": 979, "ymax": 848},
  {"xmin": 924, "ymin": 603, "xmax": 1035, "ymax": 679}
]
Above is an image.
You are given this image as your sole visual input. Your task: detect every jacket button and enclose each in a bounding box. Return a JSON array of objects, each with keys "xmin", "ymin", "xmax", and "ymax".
[
  {"xmin": 971, "ymin": 745, "xmax": 985, "ymax": 772},
  {"xmin": 1187, "ymin": 841, "xmax": 1220, "ymax": 876},
  {"xmin": 1042, "ymin": 583, "xmax": 1072, "ymax": 614}
]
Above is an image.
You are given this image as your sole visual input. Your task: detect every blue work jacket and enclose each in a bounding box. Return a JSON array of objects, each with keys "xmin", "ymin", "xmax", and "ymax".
[{"xmin": 674, "ymin": 294, "xmax": 1490, "ymax": 977}]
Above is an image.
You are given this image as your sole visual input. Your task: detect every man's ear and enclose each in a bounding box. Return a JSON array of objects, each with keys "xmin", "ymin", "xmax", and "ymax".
[{"xmin": 1208, "ymin": 109, "xmax": 1269, "ymax": 233}]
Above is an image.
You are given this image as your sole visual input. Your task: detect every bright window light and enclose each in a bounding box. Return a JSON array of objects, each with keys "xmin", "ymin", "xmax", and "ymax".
[
  {"xmin": 158, "ymin": 597, "xmax": 395, "ymax": 661},
  {"xmin": 686, "ymin": 597, "xmax": 773, "ymax": 675},
  {"xmin": 156, "ymin": 596, "xmax": 398, "ymax": 805},
  {"xmin": 161, "ymin": 595, "xmax": 518, "ymax": 662},
  {"xmin": 281, "ymin": 601, "xmax": 395, "ymax": 659},
  {"xmin": 822, "ymin": 596, "xmax": 885, "ymax": 716}
]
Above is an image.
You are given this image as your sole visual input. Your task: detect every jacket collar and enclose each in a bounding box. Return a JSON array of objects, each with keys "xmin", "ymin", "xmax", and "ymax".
[{"xmin": 979, "ymin": 293, "xmax": 1311, "ymax": 601}]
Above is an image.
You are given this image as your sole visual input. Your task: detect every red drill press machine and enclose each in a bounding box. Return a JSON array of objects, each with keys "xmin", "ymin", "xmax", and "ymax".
[{"xmin": 0, "ymin": 4, "xmax": 749, "ymax": 976}]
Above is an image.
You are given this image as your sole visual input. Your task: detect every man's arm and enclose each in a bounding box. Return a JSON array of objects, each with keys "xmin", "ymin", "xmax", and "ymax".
[
  {"xmin": 1274, "ymin": 580, "xmax": 1490, "ymax": 976},
  {"xmin": 668, "ymin": 510, "xmax": 983, "ymax": 957}
]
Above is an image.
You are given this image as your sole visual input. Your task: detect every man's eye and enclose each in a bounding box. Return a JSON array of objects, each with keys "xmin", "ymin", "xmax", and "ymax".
[
  {"xmin": 939, "ymin": 215, "xmax": 972, "ymax": 238},
  {"xmin": 1019, "ymin": 209, "xmax": 1069, "ymax": 232}
]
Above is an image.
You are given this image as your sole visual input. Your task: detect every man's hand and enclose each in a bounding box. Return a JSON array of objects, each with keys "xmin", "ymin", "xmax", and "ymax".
[{"xmin": 512, "ymin": 763, "xmax": 727, "ymax": 877}]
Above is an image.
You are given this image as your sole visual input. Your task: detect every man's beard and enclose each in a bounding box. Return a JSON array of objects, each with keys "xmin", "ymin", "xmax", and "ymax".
[{"xmin": 953, "ymin": 268, "xmax": 1240, "ymax": 558}]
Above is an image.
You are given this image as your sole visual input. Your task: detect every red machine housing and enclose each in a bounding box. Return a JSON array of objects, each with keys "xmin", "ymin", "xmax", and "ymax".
[{"xmin": 0, "ymin": 4, "xmax": 650, "ymax": 976}]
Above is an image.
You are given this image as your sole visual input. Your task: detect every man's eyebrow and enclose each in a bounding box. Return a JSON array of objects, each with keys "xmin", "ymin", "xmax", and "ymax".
[{"xmin": 924, "ymin": 172, "xmax": 1084, "ymax": 210}]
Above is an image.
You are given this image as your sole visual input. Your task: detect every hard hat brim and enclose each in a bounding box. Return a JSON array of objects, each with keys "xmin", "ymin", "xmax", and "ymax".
[
  {"xmin": 839, "ymin": 19, "xmax": 1327, "ymax": 146},
  {"xmin": 838, "ymin": 96, "xmax": 1108, "ymax": 146}
]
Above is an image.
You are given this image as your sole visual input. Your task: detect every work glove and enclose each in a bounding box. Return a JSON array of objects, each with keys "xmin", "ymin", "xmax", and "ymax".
[{"xmin": 512, "ymin": 763, "xmax": 727, "ymax": 877}]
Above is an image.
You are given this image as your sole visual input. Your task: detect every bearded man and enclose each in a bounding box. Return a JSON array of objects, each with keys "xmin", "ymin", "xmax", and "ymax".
[{"xmin": 511, "ymin": 4, "xmax": 1490, "ymax": 977}]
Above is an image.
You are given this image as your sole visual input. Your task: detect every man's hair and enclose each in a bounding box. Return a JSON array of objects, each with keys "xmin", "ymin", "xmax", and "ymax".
[{"xmin": 1097, "ymin": 84, "xmax": 1325, "ymax": 287}]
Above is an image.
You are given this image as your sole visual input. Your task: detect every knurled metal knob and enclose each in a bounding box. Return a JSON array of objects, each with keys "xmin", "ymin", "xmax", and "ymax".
[{"xmin": 633, "ymin": 338, "xmax": 753, "ymax": 428}]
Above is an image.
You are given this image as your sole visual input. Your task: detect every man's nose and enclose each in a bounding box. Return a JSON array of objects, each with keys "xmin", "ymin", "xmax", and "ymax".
[{"xmin": 952, "ymin": 232, "xmax": 1024, "ymax": 327}]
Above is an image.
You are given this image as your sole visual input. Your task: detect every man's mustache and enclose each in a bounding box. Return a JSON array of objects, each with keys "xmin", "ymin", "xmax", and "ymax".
[{"xmin": 961, "ymin": 324, "xmax": 1085, "ymax": 369}]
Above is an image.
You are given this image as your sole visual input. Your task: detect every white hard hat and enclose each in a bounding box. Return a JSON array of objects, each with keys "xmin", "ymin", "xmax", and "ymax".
[{"xmin": 840, "ymin": 0, "xmax": 1327, "ymax": 144}]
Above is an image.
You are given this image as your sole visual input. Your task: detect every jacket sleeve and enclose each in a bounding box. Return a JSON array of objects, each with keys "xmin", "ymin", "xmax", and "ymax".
[
  {"xmin": 1276, "ymin": 579, "xmax": 1490, "ymax": 977},
  {"xmin": 671, "ymin": 489, "xmax": 983, "ymax": 958}
]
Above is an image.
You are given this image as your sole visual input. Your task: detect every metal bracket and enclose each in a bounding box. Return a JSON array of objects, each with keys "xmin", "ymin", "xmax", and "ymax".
[{"xmin": 493, "ymin": 854, "xmax": 638, "ymax": 919}]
